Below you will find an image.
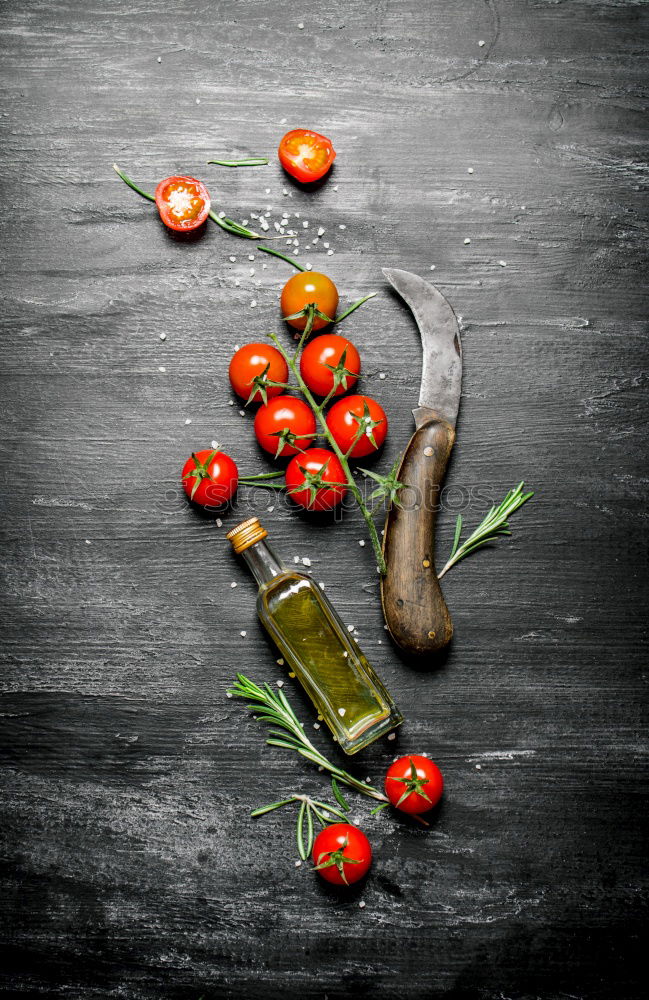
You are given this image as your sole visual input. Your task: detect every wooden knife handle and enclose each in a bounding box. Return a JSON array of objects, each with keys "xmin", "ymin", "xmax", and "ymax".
[{"xmin": 381, "ymin": 412, "xmax": 455, "ymax": 656}]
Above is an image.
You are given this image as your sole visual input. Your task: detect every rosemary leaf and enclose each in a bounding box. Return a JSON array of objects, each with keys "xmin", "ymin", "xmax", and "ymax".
[{"xmin": 438, "ymin": 482, "xmax": 534, "ymax": 579}]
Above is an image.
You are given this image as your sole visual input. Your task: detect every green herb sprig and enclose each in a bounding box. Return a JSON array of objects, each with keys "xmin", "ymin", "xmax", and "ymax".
[
  {"xmin": 438, "ymin": 482, "xmax": 534, "ymax": 579},
  {"xmin": 251, "ymin": 793, "xmax": 349, "ymax": 861},
  {"xmin": 229, "ymin": 674, "xmax": 388, "ymax": 804},
  {"xmin": 207, "ymin": 157, "xmax": 268, "ymax": 167}
]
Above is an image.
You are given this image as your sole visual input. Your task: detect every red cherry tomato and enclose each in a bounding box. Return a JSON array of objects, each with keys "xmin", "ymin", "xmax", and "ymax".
[
  {"xmin": 281, "ymin": 272, "xmax": 339, "ymax": 332},
  {"xmin": 253, "ymin": 396, "xmax": 316, "ymax": 458},
  {"xmin": 326, "ymin": 394, "xmax": 388, "ymax": 458},
  {"xmin": 300, "ymin": 334, "xmax": 361, "ymax": 398},
  {"xmin": 285, "ymin": 448, "xmax": 347, "ymax": 511},
  {"xmin": 229, "ymin": 343, "xmax": 288, "ymax": 404},
  {"xmin": 154, "ymin": 176, "xmax": 211, "ymax": 232},
  {"xmin": 384, "ymin": 755, "xmax": 444, "ymax": 815},
  {"xmin": 181, "ymin": 448, "xmax": 238, "ymax": 507},
  {"xmin": 278, "ymin": 129, "xmax": 336, "ymax": 184},
  {"xmin": 312, "ymin": 823, "xmax": 372, "ymax": 886}
]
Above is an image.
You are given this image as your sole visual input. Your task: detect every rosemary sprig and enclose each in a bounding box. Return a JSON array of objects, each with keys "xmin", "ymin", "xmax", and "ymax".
[
  {"xmin": 207, "ymin": 157, "xmax": 268, "ymax": 167},
  {"xmin": 251, "ymin": 793, "xmax": 348, "ymax": 861},
  {"xmin": 437, "ymin": 482, "xmax": 534, "ymax": 579},
  {"xmin": 229, "ymin": 675, "xmax": 388, "ymax": 803},
  {"xmin": 239, "ymin": 470, "xmax": 286, "ymax": 491}
]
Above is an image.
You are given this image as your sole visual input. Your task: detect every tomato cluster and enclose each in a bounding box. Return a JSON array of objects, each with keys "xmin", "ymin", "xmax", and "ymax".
[{"xmin": 226, "ymin": 273, "xmax": 388, "ymax": 511}]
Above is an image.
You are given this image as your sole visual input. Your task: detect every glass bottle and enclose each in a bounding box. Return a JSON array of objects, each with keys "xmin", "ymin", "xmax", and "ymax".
[{"xmin": 227, "ymin": 517, "xmax": 402, "ymax": 755}]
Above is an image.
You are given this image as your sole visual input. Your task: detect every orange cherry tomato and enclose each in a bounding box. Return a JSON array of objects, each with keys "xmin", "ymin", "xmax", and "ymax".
[
  {"xmin": 229, "ymin": 343, "xmax": 288, "ymax": 403},
  {"xmin": 326, "ymin": 394, "xmax": 388, "ymax": 458},
  {"xmin": 300, "ymin": 334, "xmax": 361, "ymax": 397},
  {"xmin": 154, "ymin": 176, "xmax": 211, "ymax": 232},
  {"xmin": 280, "ymin": 272, "xmax": 339, "ymax": 332},
  {"xmin": 278, "ymin": 129, "xmax": 336, "ymax": 184}
]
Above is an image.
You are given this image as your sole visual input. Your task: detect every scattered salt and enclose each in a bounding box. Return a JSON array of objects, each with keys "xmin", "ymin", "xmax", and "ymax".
[
  {"xmin": 226, "ymin": 692, "xmax": 232, "ymax": 699},
  {"xmin": 298, "ymin": 22, "xmax": 304, "ymax": 29},
  {"xmin": 379, "ymin": 372, "xmax": 386, "ymax": 380},
  {"xmin": 295, "ymin": 860, "xmax": 302, "ymax": 867},
  {"xmin": 332, "ymin": 185, "xmax": 338, "ymax": 191},
  {"xmin": 338, "ymin": 224, "xmax": 346, "ymax": 230},
  {"xmin": 265, "ymin": 188, "xmax": 271, "ymax": 195},
  {"xmin": 280, "ymin": 118, "xmax": 287, "ymax": 125},
  {"xmin": 184, "ymin": 418, "xmax": 192, "ymax": 425},
  {"xmin": 358, "ymin": 901, "xmax": 366, "ymax": 909},
  {"xmin": 195, "ymin": 98, "xmax": 200, "ymax": 104},
  {"xmin": 498, "ymin": 260, "xmax": 507, "ymax": 267},
  {"xmin": 294, "ymin": 556, "xmax": 300, "ymax": 564},
  {"xmin": 239, "ymin": 409, "xmax": 245, "ymax": 417},
  {"xmin": 327, "ymin": 249, "xmax": 334, "ymax": 255},
  {"xmin": 229, "ymin": 255, "xmax": 236, "ymax": 262},
  {"xmin": 276, "ymin": 680, "xmax": 284, "ymax": 688},
  {"xmin": 317, "ymin": 227, "xmax": 325, "ymax": 236},
  {"xmin": 302, "ymin": 220, "xmax": 309, "ymax": 228},
  {"xmin": 347, "ymin": 625, "xmax": 355, "ymax": 633},
  {"xmin": 338, "ymin": 708, "xmax": 346, "ymax": 717},
  {"xmin": 478, "ymin": 39, "xmax": 485, "ymax": 47},
  {"xmin": 323, "ymin": 241, "xmax": 329, "ymax": 248},
  {"xmin": 318, "ymin": 581, "xmax": 325, "ymax": 589},
  {"xmin": 240, "ymin": 630, "xmax": 247, "ymax": 637},
  {"xmin": 85, "ymin": 539, "xmax": 91, "ymax": 545},
  {"xmin": 159, "ymin": 332, "xmax": 166, "ymax": 340},
  {"xmin": 277, "ymin": 658, "xmax": 284, "ymax": 665},
  {"xmin": 216, "ymin": 518, "xmax": 222, "ymax": 527},
  {"xmin": 313, "ymin": 722, "xmax": 320, "ymax": 730},
  {"xmin": 302, "ymin": 557, "xmax": 311, "ymax": 567},
  {"xmin": 249, "ymin": 268, "xmax": 255, "ymax": 276},
  {"xmin": 387, "ymin": 733, "xmax": 396, "ymax": 741},
  {"xmin": 250, "ymin": 300, "xmax": 257, "ymax": 308},
  {"xmin": 358, "ymin": 540, "xmax": 365, "ymax": 547},
  {"xmin": 157, "ymin": 56, "xmax": 162, "ymax": 63},
  {"xmin": 429, "ymin": 264, "xmax": 436, "ymax": 271},
  {"xmin": 158, "ymin": 366, "xmax": 166, "ymax": 372},
  {"xmin": 464, "ymin": 238, "xmax": 471, "ymax": 245}
]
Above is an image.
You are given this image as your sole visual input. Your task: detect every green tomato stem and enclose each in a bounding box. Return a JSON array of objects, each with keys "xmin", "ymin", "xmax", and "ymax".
[
  {"xmin": 258, "ymin": 246, "xmax": 306, "ymax": 271},
  {"xmin": 207, "ymin": 157, "xmax": 268, "ymax": 167}
]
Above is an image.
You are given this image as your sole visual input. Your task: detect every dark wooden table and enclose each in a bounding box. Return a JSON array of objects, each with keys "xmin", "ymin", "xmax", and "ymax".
[{"xmin": 1, "ymin": 1, "xmax": 647, "ymax": 997}]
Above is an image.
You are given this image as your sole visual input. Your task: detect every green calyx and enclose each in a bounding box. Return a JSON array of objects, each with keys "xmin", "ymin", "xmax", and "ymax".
[
  {"xmin": 181, "ymin": 450, "xmax": 217, "ymax": 501},
  {"xmin": 313, "ymin": 837, "xmax": 361, "ymax": 886},
  {"xmin": 323, "ymin": 348, "xmax": 356, "ymax": 394},
  {"xmin": 347, "ymin": 399, "xmax": 385, "ymax": 454},
  {"xmin": 245, "ymin": 364, "xmax": 290, "ymax": 406},
  {"xmin": 359, "ymin": 456, "xmax": 405, "ymax": 510},
  {"xmin": 391, "ymin": 759, "xmax": 433, "ymax": 809},
  {"xmin": 288, "ymin": 457, "xmax": 346, "ymax": 507}
]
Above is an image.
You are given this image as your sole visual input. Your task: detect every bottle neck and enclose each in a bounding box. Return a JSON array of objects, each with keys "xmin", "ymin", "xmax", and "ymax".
[{"xmin": 241, "ymin": 538, "xmax": 285, "ymax": 587}]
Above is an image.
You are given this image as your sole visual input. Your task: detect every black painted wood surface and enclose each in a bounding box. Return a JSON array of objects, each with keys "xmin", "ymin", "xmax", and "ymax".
[{"xmin": 1, "ymin": 1, "xmax": 647, "ymax": 998}]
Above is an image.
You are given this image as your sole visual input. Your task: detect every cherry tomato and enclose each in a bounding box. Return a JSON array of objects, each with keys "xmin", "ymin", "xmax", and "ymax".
[
  {"xmin": 326, "ymin": 394, "xmax": 388, "ymax": 458},
  {"xmin": 181, "ymin": 448, "xmax": 238, "ymax": 507},
  {"xmin": 229, "ymin": 343, "xmax": 288, "ymax": 404},
  {"xmin": 253, "ymin": 396, "xmax": 316, "ymax": 458},
  {"xmin": 285, "ymin": 448, "xmax": 347, "ymax": 511},
  {"xmin": 312, "ymin": 823, "xmax": 372, "ymax": 886},
  {"xmin": 281, "ymin": 272, "xmax": 339, "ymax": 332},
  {"xmin": 384, "ymin": 755, "xmax": 444, "ymax": 815},
  {"xmin": 278, "ymin": 129, "xmax": 336, "ymax": 184},
  {"xmin": 154, "ymin": 176, "xmax": 211, "ymax": 232},
  {"xmin": 299, "ymin": 334, "xmax": 361, "ymax": 398}
]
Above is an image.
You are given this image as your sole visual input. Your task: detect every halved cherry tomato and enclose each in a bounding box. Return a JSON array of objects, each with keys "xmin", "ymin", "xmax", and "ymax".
[
  {"xmin": 154, "ymin": 176, "xmax": 211, "ymax": 232},
  {"xmin": 278, "ymin": 129, "xmax": 336, "ymax": 184},
  {"xmin": 326, "ymin": 394, "xmax": 388, "ymax": 458},
  {"xmin": 281, "ymin": 272, "xmax": 339, "ymax": 332},
  {"xmin": 312, "ymin": 823, "xmax": 372, "ymax": 886},
  {"xmin": 300, "ymin": 334, "xmax": 361, "ymax": 398},
  {"xmin": 229, "ymin": 343, "xmax": 288, "ymax": 404},
  {"xmin": 181, "ymin": 448, "xmax": 238, "ymax": 507},
  {"xmin": 285, "ymin": 448, "xmax": 347, "ymax": 511},
  {"xmin": 384, "ymin": 755, "xmax": 444, "ymax": 816},
  {"xmin": 253, "ymin": 396, "xmax": 316, "ymax": 458}
]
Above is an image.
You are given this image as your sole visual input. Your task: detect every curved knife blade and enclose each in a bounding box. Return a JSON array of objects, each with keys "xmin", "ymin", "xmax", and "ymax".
[{"xmin": 383, "ymin": 268, "xmax": 462, "ymax": 427}]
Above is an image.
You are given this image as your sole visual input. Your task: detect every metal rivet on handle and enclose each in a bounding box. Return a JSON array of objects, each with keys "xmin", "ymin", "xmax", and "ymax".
[
  {"xmin": 428, "ymin": 630, "xmax": 436, "ymax": 639},
  {"xmin": 424, "ymin": 446, "xmax": 434, "ymax": 457}
]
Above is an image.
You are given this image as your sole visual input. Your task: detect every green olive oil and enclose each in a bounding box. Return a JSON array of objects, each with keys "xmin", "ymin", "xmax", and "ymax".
[{"xmin": 228, "ymin": 518, "xmax": 402, "ymax": 755}]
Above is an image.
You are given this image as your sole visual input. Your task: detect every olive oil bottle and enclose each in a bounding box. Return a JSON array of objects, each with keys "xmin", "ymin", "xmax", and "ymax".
[{"xmin": 227, "ymin": 517, "xmax": 402, "ymax": 754}]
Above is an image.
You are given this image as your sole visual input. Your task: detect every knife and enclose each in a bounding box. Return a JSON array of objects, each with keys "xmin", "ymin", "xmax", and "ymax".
[{"xmin": 380, "ymin": 268, "xmax": 462, "ymax": 656}]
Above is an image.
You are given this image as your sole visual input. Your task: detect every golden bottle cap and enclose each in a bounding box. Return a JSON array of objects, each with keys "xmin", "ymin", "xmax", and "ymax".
[{"xmin": 226, "ymin": 516, "xmax": 268, "ymax": 554}]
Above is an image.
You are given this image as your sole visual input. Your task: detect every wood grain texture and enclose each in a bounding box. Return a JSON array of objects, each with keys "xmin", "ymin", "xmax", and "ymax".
[
  {"xmin": 382, "ymin": 412, "xmax": 456, "ymax": 654},
  {"xmin": 1, "ymin": 0, "xmax": 647, "ymax": 998}
]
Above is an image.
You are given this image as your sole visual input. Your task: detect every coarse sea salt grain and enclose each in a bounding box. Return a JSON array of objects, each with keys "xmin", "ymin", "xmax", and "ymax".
[
  {"xmin": 305, "ymin": 263, "xmax": 312, "ymax": 270},
  {"xmin": 158, "ymin": 366, "xmax": 166, "ymax": 372},
  {"xmin": 159, "ymin": 332, "xmax": 166, "ymax": 340},
  {"xmin": 387, "ymin": 733, "xmax": 396, "ymax": 741},
  {"xmin": 216, "ymin": 518, "xmax": 222, "ymax": 527},
  {"xmin": 277, "ymin": 658, "xmax": 284, "ymax": 665},
  {"xmin": 240, "ymin": 630, "xmax": 247, "ymax": 637},
  {"xmin": 498, "ymin": 260, "xmax": 507, "ymax": 267},
  {"xmin": 226, "ymin": 691, "xmax": 232, "ymax": 698},
  {"xmin": 464, "ymin": 238, "xmax": 471, "ymax": 244},
  {"xmin": 347, "ymin": 625, "xmax": 355, "ymax": 633},
  {"xmin": 294, "ymin": 556, "xmax": 300, "ymax": 564},
  {"xmin": 229, "ymin": 255, "xmax": 236, "ymax": 262},
  {"xmin": 358, "ymin": 540, "xmax": 365, "ymax": 547},
  {"xmin": 157, "ymin": 56, "xmax": 162, "ymax": 63},
  {"xmin": 302, "ymin": 557, "xmax": 311, "ymax": 566},
  {"xmin": 313, "ymin": 722, "xmax": 320, "ymax": 730},
  {"xmin": 430, "ymin": 264, "xmax": 436, "ymax": 271},
  {"xmin": 478, "ymin": 39, "xmax": 485, "ymax": 46},
  {"xmin": 249, "ymin": 268, "xmax": 255, "ymax": 276},
  {"xmin": 184, "ymin": 418, "xmax": 192, "ymax": 425},
  {"xmin": 248, "ymin": 254, "xmax": 254, "ymax": 261},
  {"xmin": 323, "ymin": 241, "xmax": 329, "ymax": 248},
  {"xmin": 338, "ymin": 708, "xmax": 346, "ymax": 717},
  {"xmin": 358, "ymin": 901, "xmax": 366, "ymax": 909},
  {"xmin": 317, "ymin": 227, "xmax": 325, "ymax": 236},
  {"xmin": 327, "ymin": 249, "xmax": 334, "ymax": 255},
  {"xmin": 239, "ymin": 410, "xmax": 245, "ymax": 416},
  {"xmin": 265, "ymin": 188, "xmax": 271, "ymax": 195},
  {"xmin": 379, "ymin": 372, "xmax": 386, "ymax": 380},
  {"xmin": 250, "ymin": 300, "xmax": 257, "ymax": 308},
  {"xmin": 230, "ymin": 582, "xmax": 237, "ymax": 589},
  {"xmin": 276, "ymin": 680, "xmax": 284, "ymax": 687},
  {"xmin": 339, "ymin": 224, "xmax": 346, "ymax": 230},
  {"xmin": 468, "ymin": 167, "xmax": 474, "ymax": 174},
  {"xmin": 302, "ymin": 221, "xmax": 309, "ymax": 228}
]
